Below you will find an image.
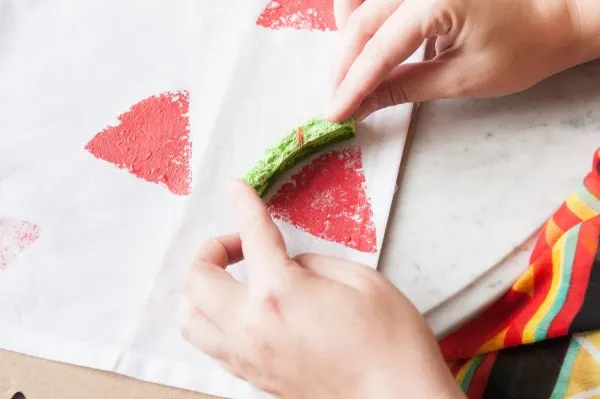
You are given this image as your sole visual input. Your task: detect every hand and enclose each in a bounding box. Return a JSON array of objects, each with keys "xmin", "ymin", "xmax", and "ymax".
[
  {"xmin": 327, "ymin": 0, "xmax": 584, "ymax": 121},
  {"xmin": 181, "ymin": 180, "xmax": 464, "ymax": 399}
]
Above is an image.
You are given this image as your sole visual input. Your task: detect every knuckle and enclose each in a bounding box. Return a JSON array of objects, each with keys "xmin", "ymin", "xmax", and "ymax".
[
  {"xmin": 190, "ymin": 258, "xmax": 210, "ymax": 275},
  {"xmin": 388, "ymin": 83, "xmax": 408, "ymax": 105},
  {"xmin": 358, "ymin": 270, "xmax": 389, "ymax": 297},
  {"xmin": 201, "ymin": 237, "xmax": 223, "ymax": 253},
  {"xmin": 231, "ymin": 352, "xmax": 259, "ymax": 380},
  {"xmin": 422, "ymin": 3, "xmax": 456, "ymax": 38},
  {"xmin": 195, "ymin": 238, "xmax": 216, "ymax": 261},
  {"xmin": 205, "ymin": 237, "xmax": 230, "ymax": 264},
  {"xmin": 359, "ymin": 279, "xmax": 380, "ymax": 298},
  {"xmin": 292, "ymin": 252, "xmax": 310, "ymax": 264},
  {"xmin": 217, "ymin": 359, "xmax": 242, "ymax": 379},
  {"xmin": 203, "ymin": 343, "xmax": 230, "ymax": 362},
  {"xmin": 363, "ymin": 38, "xmax": 392, "ymax": 71},
  {"xmin": 253, "ymin": 339, "xmax": 276, "ymax": 366},
  {"xmin": 189, "ymin": 259, "xmax": 227, "ymax": 284},
  {"xmin": 346, "ymin": 11, "xmax": 376, "ymax": 41},
  {"xmin": 258, "ymin": 290, "xmax": 284, "ymax": 318},
  {"xmin": 230, "ymin": 350, "xmax": 281, "ymax": 394},
  {"xmin": 238, "ymin": 321, "xmax": 273, "ymax": 364}
]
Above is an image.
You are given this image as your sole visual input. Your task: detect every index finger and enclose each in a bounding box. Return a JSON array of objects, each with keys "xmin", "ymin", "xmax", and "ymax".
[
  {"xmin": 330, "ymin": 0, "xmax": 403, "ymax": 99},
  {"xmin": 228, "ymin": 180, "xmax": 289, "ymax": 283},
  {"xmin": 333, "ymin": 0, "xmax": 363, "ymax": 29},
  {"xmin": 328, "ymin": 1, "xmax": 426, "ymax": 121}
]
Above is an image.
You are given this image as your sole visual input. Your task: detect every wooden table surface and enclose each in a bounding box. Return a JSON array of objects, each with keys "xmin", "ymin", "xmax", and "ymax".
[{"xmin": 0, "ymin": 349, "xmax": 217, "ymax": 399}]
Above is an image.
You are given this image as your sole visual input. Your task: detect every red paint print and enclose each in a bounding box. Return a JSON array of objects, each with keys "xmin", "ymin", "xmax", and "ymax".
[
  {"xmin": 0, "ymin": 217, "xmax": 40, "ymax": 270},
  {"xmin": 267, "ymin": 147, "xmax": 377, "ymax": 253},
  {"xmin": 257, "ymin": 0, "xmax": 336, "ymax": 31},
  {"xmin": 85, "ymin": 91, "xmax": 192, "ymax": 195}
]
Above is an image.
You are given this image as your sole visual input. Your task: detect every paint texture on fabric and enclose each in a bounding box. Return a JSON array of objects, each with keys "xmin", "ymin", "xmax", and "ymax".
[
  {"xmin": 0, "ymin": 217, "xmax": 40, "ymax": 270},
  {"xmin": 267, "ymin": 146, "xmax": 376, "ymax": 253},
  {"xmin": 256, "ymin": 0, "xmax": 336, "ymax": 31},
  {"xmin": 86, "ymin": 91, "xmax": 192, "ymax": 195}
]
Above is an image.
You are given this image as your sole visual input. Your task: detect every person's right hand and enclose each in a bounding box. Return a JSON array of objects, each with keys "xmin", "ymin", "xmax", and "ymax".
[{"xmin": 328, "ymin": 0, "xmax": 588, "ymax": 121}]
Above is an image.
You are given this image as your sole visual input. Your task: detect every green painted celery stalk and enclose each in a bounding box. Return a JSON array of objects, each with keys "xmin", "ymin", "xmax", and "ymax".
[{"xmin": 244, "ymin": 116, "xmax": 356, "ymax": 197}]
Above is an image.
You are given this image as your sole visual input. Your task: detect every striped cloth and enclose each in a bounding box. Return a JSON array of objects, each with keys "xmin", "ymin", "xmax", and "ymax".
[{"xmin": 440, "ymin": 148, "xmax": 600, "ymax": 398}]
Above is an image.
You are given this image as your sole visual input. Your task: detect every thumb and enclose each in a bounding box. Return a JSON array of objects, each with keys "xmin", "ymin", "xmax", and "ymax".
[
  {"xmin": 354, "ymin": 57, "xmax": 472, "ymax": 120},
  {"xmin": 228, "ymin": 180, "xmax": 289, "ymax": 288}
]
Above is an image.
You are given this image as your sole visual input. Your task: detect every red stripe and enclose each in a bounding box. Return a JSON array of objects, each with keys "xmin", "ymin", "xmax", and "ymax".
[
  {"xmin": 440, "ymin": 250, "xmax": 556, "ymax": 358},
  {"xmin": 547, "ymin": 218, "xmax": 600, "ymax": 338},
  {"xmin": 442, "ymin": 148, "xmax": 600, "ymax": 360},
  {"xmin": 440, "ymin": 287, "xmax": 530, "ymax": 359},
  {"xmin": 584, "ymin": 147, "xmax": 600, "ymax": 196},
  {"xmin": 450, "ymin": 361, "xmax": 466, "ymax": 377},
  {"xmin": 553, "ymin": 203, "xmax": 584, "ymax": 232},
  {"xmin": 530, "ymin": 222, "xmax": 551, "ymax": 263},
  {"xmin": 467, "ymin": 352, "xmax": 498, "ymax": 399},
  {"xmin": 585, "ymin": 173, "xmax": 600, "ymax": 199}
]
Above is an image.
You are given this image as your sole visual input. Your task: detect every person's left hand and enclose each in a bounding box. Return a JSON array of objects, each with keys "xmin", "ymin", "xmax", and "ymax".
[{"xmin": 179, "ymin": 181, "xmax": 462, "ymax": 399}]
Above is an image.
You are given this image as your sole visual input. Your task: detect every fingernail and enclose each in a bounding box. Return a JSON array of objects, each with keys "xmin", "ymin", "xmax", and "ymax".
[{"xmin": 326, "ymin": 98, "xmax": 341, "ymax": 121}]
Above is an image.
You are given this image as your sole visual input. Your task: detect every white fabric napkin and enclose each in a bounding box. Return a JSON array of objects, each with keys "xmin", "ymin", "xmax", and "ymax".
[{"xmin": 0, "ymin": 1, "xmax": 422, "ymax": 397}]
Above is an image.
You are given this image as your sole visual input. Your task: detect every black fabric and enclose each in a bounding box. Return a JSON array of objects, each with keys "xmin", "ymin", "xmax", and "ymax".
[
  {"xmin": 482, "ymin": 336, "xmax": 570, "ymax": 399},
  {"xmin": 570, "ymin": 236, "xmax": 600, "ymax": 334}
]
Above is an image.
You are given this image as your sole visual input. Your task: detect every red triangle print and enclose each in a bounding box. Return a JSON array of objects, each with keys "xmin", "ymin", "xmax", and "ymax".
[
  {"xmin": 0, "ymin": 217, "xmax": 40, "ymax": 270},
  {"xmin": 267, "ymin": 146, "xmax": 377, "ymax": 253},
  {"xmin": 85, "ymin": 91, "xmax": 192, "ymax": 195},
  {"xmin": 257, "ymin": 0, "xmax": 336, "ymax": 31}
]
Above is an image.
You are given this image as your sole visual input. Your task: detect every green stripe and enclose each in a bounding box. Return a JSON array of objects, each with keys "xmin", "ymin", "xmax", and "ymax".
[
  {"xmin": 460, "ymin": 355, "xmax": 484, "ymax": 393},
  {"xmin": 535, "ymin": 224, "xmax": 580, "ymax": 341},
  {"xmin": 575, "ymin": 185, "xmax": 600, "ymax": 213},
  {"xmin": 550, "ymin": 337, "xmax": 582, "ymax": 398}
]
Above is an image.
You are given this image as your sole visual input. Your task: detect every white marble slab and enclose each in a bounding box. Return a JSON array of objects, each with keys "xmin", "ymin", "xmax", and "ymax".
[
  {"xmin": 380, "ymin": 60, "xmax": 600, "ymax": 325},
  {"xmin": 426, "ymin": 235, "xmax": 535, "ymax": 337}
]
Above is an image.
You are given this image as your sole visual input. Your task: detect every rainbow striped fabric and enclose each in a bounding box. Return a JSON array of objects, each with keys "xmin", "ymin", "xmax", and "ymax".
[{"xmin": 440, "ymin": 148, "xmax": 600, "ymax": 398}]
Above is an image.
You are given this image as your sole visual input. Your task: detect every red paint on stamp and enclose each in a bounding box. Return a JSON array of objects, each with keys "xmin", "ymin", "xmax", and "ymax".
[
  {"xmin": 296, "ymin": 127, "xmax": 305, "ymax": 147},
  {"xmin": 0, "ymin": 217, "xmax": 40, "ymax": 270},
  {"xmin": 257, "ymin": 0, "xmax": 336, "ymax": 31},
  {"xmin": 267, "ymin": 147, "xmax": 377, "ymax": 253},
  {"xmin": 85, "ymin": 91, "xmax": 192, "ymax": 195}
]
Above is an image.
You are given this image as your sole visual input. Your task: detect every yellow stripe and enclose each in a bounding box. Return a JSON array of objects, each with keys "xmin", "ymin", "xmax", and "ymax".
[
  {"xmin": 522, "ymin": 235, "xmax": 566, "ymax": 344},
  {"xmin": 455, "ymin": 357, "xmax": 477, "ymax": 385},
  {"xmin": 478, "ymin": 328, "xmax": 509, "ymax": 354},
  {"xmin": 565, "ymin": 337, "xmax": 600, "ymax": 397},
  {"xmin": 513, "ymin": 266, "xmax": 535, "ymax": 297},
  {"xmin": 545, "ymin": 218, "xmax": 564, "ymax": 245},
  {"xmin": 566, "ymin": 192, "xmax": 598, "ymax": 221}
]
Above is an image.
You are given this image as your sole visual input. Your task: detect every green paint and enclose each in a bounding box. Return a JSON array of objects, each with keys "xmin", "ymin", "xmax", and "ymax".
[{"xmin": 244, "ymin": 116, "xmax": 356, "ymax": 197}]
